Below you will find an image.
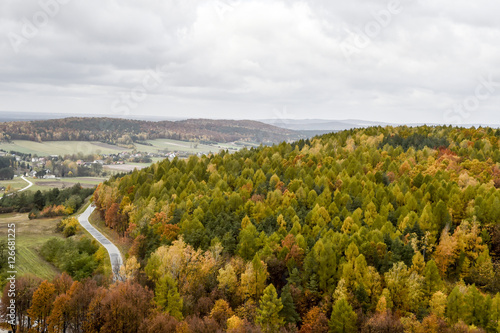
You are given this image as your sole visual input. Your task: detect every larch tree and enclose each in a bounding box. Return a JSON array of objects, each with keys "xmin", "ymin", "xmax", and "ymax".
[
  {"xmin": 28, "ymin": 280, "xmax": 56, "ymax": 333},
  {"xmin": 238, "ymin": 218, "xmax": 260, "ymax": 261},
  {"xmin": 47, "ymin": 293, "xmax": 71, "ymax": 333},
  {"xmin": 154, "ymin": 274, "xmax": 184, "ymax": 320},
  {"xmin": 423, "ymin": 259, "xmax": 443, "ymax": 299},
  {"xmin": 489, "ymin": 293, "xmax": 500, "ymax": 333},
  {"xmin": 256, "ymin": 284, "xmax": 284, "ymax": 333},
  {"xmin": 463, "ymin": 284, "xmax": 485, "ymax": 327},
  {"xmin": 329, "ymin": 297, "xmax": 357, "ymax": 333},
  {"xmin": 240, "ymin": 254, "xmax": 269, "ymax": 301},
  {"xmin": 429, "ymin": 291, "xmax": 447, "ymax": 318},
  {"xmin": 446, "ymin": 286, "xmax": 464, "ymax": 324}
]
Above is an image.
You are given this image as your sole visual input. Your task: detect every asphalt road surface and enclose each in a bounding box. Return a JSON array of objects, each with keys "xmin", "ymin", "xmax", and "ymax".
[
  {"xmin": 5, "ymin": 175, "xmax": 33, "ymax": 197},
  {"xmin": 78, "ymin": 205, "xmax": 124, "ymax": 281},
  {"xmin": 18, "ymin": 176, "xmax": 33, "ymax": 192}
]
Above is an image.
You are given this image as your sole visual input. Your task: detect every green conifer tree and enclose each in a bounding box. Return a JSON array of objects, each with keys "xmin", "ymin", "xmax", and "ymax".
[
  {"xmin": 329, "ymin": 297, "xmax": 357, "ymax": 333},
  {"xmin": 446, "ymin": 286, "xmax": 464, "ymax": 323},
  {"xmin": 423, "ymin": 259, "xmax": 443, "ymax": 299},
  {"xmin": 154, "ymin": 274, "xmax": 183, "ymax": 320},
  {"xmin": 256, "ymin": 284, "xmax": 284, "ymax": 333},
  {"xmin": 279, "ymin": 284, "xmax": 300, "ymax": 324}
]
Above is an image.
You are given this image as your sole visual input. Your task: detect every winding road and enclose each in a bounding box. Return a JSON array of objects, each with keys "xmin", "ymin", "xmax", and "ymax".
[
  {"xmin": 18, "ymin": 176, "xmax": 33, "ymax": 192},
  {"xmin": 78, "ymin": 205, "xmax": 124, "ymax": 281},
  {"xmin": 5, "ymin": 175, "xmax": 33, "ymax": 197}
]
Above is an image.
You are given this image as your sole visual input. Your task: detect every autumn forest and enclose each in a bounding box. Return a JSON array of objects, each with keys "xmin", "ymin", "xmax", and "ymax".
[{"xmin": 4, "ymin": 125, "xmax": 500, "ymax": 333}]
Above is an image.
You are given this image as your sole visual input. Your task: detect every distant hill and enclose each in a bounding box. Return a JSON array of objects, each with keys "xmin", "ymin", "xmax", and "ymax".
[
  {"xmin": 261, "ymin": 118, "xmax": 391, "ymax": 132},
  {"xmin": 261, "ymin": 118, "xmax": 500, "ymax": 132},
  {"xmin": 0, "ymin": 117, "xmax": 303, "ymax": 144}
]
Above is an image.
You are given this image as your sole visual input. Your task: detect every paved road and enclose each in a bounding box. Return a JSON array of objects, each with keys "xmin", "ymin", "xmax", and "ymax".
[
  {"xmin": 78, "ymin": 205, "xmax": 124, "ymax": 281},
  {"xmin": 5, "ymin": 175, "xmax": 33, "ymax": 197},
  {"xmin": 18, "ymin": 176, "xmax": 33, "ymax": 192}
]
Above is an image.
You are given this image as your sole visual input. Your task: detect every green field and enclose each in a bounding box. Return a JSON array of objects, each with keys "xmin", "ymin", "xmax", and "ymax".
[
  {"xmin": 0, "ymin": 213, "xmax": 62, "ymax": 280},
  {"xmin": 0, "ymin": 177, "xmax": 29, "ymax": 194},
  {"xmin": 0, "ymin": 140, "xmax": 131, "ymax": 156},
  {"xmin": 138, "ymin": 139, "xmax": 250, "ymax": 154},
  {"xmin": 1, "ymin": 176, "xmax": 105, "ymax": 195},
  {"xmin": 0, "ymin": 139, "xmax": 246, "ymax": 157},
  {"xmin": 0, "ymin": 202, "xmax": 113, "ymax": 282},
  {"xmin": 142, "ymin": 139, "xmax": 218, "ymax": 154},
  {"xmin": 30, "ymin": 177, "xmax": 105, "ymax": 192}
]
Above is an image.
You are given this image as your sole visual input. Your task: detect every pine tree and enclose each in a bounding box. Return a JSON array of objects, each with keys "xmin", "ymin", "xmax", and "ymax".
[
  {"xmin": 279, "ymin": 284, "xmax": 300, "ymax": 324},
  {"xmin": 256, "ymin": 284, "xmax": 284, "ymax": 333},
  {"xmin": 329, "ymin": 297, "xmax": 357, "ymax": 333},
  {"xmin": 287, "ymin": 267, "xmax": 301, "ymax": 286}
]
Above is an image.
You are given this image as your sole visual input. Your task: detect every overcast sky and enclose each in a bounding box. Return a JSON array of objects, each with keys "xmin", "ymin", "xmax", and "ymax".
[{"xmin": 1, "ymin": 0, "xmax": 500, "ymax": 125}]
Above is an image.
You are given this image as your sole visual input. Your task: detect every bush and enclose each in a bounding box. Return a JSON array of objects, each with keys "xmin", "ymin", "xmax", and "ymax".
[
  {"xmin": 39, "ymin": 205, "xmax": 68, "ymax": 218},
  {"xmin": 40, "ymin": 236, "xmax": 103, "ymax": 280},
  {"xmin": 0, "ymin": 207, "xmax": 14, "ymax": 214},
  {"xmin": 28, "ymin": 209, "xmax": 39, "ymax": 220},
  {"xmin": 56, "ymin": 217, "xmax": 80, "ymax": 237}
]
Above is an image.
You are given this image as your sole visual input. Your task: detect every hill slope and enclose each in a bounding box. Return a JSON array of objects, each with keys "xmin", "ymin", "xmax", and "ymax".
[
  {"xmin": 0, "ymin": 117, "xmax": 303, "ymax": 144},
  {"xmin": 88, "ymin": 125, "xmax": 500, "ymax": 331}
]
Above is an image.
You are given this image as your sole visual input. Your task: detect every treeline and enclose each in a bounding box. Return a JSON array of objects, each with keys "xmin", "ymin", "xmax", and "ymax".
[
  {"xmin": 380, "ymin": 133, "xmax": 449, "ymax": 151},
  {"xmin": 0, "ymin": 117, "xmax": 301, "ymax": 144},
  {"xmin": 0, "ymin": 184, "xmax": 94, "ymax": 215},
  {"xmin": 36, "ymin": 159, "xmax": 104, "ymax": 178},
  {"xmin": 0, "ymin": 275, "xmax": 156, "ymax": 333},
  {"xmin": 0, "ymin": 156, "xmax": 15, "ymax": 180},
  {"xmin": 5, "ymin": 272, "xmax": 498, "ymax": 333}
]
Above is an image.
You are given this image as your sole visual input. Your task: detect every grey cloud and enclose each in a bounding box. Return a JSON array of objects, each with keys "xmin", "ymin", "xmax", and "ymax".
[{"xmin": 0, "ymin": 0, "xmax": 499, "ymax": 124}]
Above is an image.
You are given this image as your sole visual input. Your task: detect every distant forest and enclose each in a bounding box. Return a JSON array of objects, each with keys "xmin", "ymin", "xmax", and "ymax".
[{"xmin": 0, "ymin": 117, "xmax": 301, "ymax": 145}]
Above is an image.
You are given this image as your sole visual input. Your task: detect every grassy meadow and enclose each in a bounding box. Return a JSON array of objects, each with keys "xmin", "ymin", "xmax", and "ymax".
[
  {"xmin": 0, "ymin": 213, "xmax": 62, "ymax": 280},
  {"xmin": 0, "ymin": 140, "xmax": 131, "ymax": 155},
  {"xmin": 0, "ymin": 177, "xmax": 29, "ymax": 194},
  {"xmin": 0, "ymin": 138, "xmax": 245, "ymax": 157},
  {"xmin": 1, "ymin": 176, "xmax": 105, "ymax": 195}
]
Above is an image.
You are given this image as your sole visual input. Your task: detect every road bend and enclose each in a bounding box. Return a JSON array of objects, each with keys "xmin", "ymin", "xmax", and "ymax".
[{"xmin": 78, "ymin": 205, "xmax": 124, "ymax": 281}]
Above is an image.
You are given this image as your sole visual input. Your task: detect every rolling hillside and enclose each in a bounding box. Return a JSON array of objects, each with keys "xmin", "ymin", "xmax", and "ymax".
[{"xmin": 0, "ymin": 117, "xmax": 303, "ymax": 145}]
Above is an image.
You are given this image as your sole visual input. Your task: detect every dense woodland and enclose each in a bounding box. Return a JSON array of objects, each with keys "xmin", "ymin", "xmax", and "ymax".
[
  {"xmin": 0, "ymin": 118, "xmax": 301, "ymax": 145},
  {"xmin": 3, "ymin": 125, "xmax": 500, "ymax": 332}
]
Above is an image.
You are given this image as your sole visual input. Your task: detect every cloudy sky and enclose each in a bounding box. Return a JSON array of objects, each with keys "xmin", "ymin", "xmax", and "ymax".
[{"xmin": 1, "ymin": 0, "xmax": 500, "ymax": 125}]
